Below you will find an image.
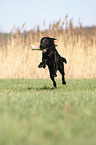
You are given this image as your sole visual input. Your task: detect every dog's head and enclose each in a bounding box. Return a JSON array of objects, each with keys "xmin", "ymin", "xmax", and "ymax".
[{"xmin": 40, "ymin": 37, "xmax": 56, "ymax": 52}]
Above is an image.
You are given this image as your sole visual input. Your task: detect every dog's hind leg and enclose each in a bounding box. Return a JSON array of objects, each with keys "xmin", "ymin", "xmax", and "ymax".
[
  {"xmin": 48, "ymin": 64, "xmax": 57, "ymax": 88},
  {"xmin": 50, "ymin": 75, "xmax": 57, "ymax": 88},
  {"xmin": 59, "ymin": 64, "xmax": 66, "ymax": 85}
]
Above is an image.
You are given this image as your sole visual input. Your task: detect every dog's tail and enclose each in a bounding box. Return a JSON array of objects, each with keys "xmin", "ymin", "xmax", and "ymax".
[{"xmin": 62, "ymin": 57, "xmax": 67, "ymax": 64}]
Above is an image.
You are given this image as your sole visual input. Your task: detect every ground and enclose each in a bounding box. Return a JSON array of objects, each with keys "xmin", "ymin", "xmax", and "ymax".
[{"xmin": 0, "ymin": 79, "xmax": 96, "ymax": 145}]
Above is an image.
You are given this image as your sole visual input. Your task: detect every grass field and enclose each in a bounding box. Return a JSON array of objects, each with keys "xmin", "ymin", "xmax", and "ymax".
[{"xmin": 0, "ymin": 79, "xmax": 96, "ymax": 145}]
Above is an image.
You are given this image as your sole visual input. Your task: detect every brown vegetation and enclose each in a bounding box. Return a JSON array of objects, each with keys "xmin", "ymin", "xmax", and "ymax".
[{"xmin": 0, "ymin": 16, "xmax": 96, "ymax": 79}]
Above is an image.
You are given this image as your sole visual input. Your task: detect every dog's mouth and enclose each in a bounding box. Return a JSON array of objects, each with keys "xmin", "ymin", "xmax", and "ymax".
[
  {"xmin": 43, "ymin": 49, "xmax": 47, "ymax": 53},
  {"xmin": 40, "ymin": 44, "xmax": 47, "ymax": 53}
]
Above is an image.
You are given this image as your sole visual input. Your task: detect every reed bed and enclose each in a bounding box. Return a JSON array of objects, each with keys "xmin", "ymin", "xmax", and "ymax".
[{"xmin": 0, "ymin": 17, "xmax": 96, "ymax": 79}]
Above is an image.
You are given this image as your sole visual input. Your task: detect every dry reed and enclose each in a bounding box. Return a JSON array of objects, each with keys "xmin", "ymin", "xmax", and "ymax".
[{"xmin": 0, "ymin": 16, "xmax": 96, "ymax": 79}]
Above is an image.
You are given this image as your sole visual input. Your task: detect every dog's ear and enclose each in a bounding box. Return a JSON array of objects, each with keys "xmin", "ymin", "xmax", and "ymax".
[{"xmin": 51, "ymin": 38, "xmax": 57, "ymax": 41}]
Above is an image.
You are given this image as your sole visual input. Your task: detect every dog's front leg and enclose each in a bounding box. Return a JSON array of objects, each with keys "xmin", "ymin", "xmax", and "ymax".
[{"xmin": 38, "ymin": 53, "xmax": 47, "ymax": 68}]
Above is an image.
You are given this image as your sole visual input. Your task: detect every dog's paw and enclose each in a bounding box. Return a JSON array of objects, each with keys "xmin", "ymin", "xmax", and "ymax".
[
  {"xmin": 62, "ymin": 81, "xmax": 66, "ymax": 85},
  {"xmin": 38, "ymin": 62, "xmax": 46, "ymax": 68},
  {"xmin": 38, "ymin": 62, "xmax": 42, "ymax": 68},
  {"xmin": 43, "ymin": 65, "xmax": 46, "ymax": 69}
]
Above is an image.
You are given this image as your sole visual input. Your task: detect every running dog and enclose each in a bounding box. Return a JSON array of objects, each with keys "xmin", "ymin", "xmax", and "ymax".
[{"xmin": 38, "ymin": 37, "xmax": 67, "ymax": 88}]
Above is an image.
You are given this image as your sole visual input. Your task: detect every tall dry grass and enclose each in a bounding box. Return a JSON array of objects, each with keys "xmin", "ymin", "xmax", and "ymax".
[{"xmin": 0, "ymin": 17, "xmax": 96, "ymax": 79}]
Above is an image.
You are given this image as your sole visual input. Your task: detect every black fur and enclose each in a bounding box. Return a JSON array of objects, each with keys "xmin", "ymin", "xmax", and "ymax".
[{"xmin": 38, "ymin": 37, "xmax": 67, "ymax": 88}]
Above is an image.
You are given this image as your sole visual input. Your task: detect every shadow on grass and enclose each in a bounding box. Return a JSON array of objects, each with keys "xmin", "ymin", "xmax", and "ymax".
[{"xmin": 28, "ymin": 86, "xmax": 57, "ymax": 91}]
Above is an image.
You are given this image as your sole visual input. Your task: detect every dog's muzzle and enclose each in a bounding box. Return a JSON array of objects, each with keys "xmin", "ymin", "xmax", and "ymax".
[{"xmin": 43, "ymin": 49, "xmax": 47, "ymax": 53}]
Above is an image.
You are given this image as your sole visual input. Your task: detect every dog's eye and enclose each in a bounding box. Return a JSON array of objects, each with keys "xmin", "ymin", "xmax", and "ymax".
[{"xmin": 43, "ymin": 39, "xmax": 48, "ymax": 44}]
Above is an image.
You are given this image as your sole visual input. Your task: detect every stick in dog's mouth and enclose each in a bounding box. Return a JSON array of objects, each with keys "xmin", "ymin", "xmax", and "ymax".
[
  {"xmin": 30, "ymin": 44, "xmax": 47, "ymax": 52},
  {"xmin": 30, "ymin": 45, "xmax": 41, "ymax": 51}
]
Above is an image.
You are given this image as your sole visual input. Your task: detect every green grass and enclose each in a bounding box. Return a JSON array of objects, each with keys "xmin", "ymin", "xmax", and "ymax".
[{"xmin": 0, "ymin": 79, "xmax": 96, "ymax": 145}]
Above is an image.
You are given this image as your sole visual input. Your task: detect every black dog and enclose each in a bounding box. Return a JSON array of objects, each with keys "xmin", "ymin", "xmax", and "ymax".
[{"xmin": 38, "ymin": 37, "xmax": 67, "ymax": 88}]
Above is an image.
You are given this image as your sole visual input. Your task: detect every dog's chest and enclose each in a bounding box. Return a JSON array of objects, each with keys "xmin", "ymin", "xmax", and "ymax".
[{"xmin": 47, "ymin": 50, "xmax": 56, "ymax": 60}]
